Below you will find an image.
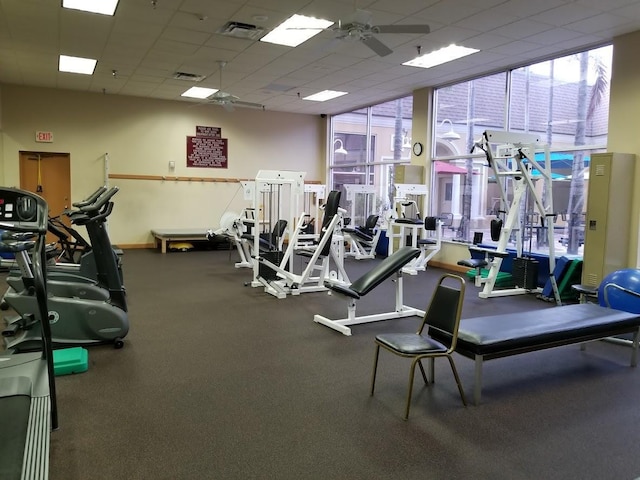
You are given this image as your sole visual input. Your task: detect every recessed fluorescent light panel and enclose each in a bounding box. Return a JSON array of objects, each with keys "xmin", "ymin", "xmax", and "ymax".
[
  {"xmin": 303, "ymin": 90, "xmax": 348, "ymax": 102},
  {"xmin": 58, "ymin": 55, "xmax": 97, "ymax": 75},
  {"xmin": 260, "ymin": 14, "xmax": 333, "ymax": 47},
  {"xmin": 181, "ymin": 87, "xmax": 219, "ymax": 99},
  {"xmin": 403, "ymin": 44, "xmax": 479, "ymax": 69},
  {"xmin": 62, "ymin": 0, "xmax": 119, "ymax": 16}
]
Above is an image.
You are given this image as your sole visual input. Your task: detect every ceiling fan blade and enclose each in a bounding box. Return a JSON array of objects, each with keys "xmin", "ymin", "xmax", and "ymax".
[
  {"xmin": 374, "ymin": 24, "xmax": 431, "ymax": 35},
  {"xmin": 234, "ymin": 100, "xmax": 265, "ymax": 110},
  {"xmin": 361, "ymin": 35, "xmax": 393, "ymax": 57}
]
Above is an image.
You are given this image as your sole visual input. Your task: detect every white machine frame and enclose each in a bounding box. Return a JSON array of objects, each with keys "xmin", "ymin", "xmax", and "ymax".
[
  {"xmin": 471, "ymin": 130, "xmax": 561, "ymax": 303},
  {"xmin": 313, "ymin": 269, "xmax": 425, "ymax": 336},
  {"xmin": 296, "ymin": 183, "xmax": 326, "ymax": 247},
  {"xmin": 386, "ymin": 184, "xmax": 429, "ymax": 258},
  {"xmin": 401, "ymin": 217, "xmax": 443, "ymax": 275},
  {"xmin": 343, "ymin": 184, "xmax": 381, "ymax": 260}
]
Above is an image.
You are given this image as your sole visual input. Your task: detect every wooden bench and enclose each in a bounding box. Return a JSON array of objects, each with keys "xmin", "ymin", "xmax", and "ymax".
[
  {"xmin": 150, "ymin": 228, "xmax": 208, "ymax": 254},
  {"xmin": 430, "ymin": 303, "xmax": 640, "ymax": 404}
]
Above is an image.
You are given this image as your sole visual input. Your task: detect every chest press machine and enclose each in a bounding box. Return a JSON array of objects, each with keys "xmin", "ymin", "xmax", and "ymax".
[{"xmin": 459, "ymin": 130, "xmax": 561, "ymax": 304}]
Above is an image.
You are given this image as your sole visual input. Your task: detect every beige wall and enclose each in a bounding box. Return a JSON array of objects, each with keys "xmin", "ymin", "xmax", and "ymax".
[
  {"xmin": 0, "ymin": 84, "xmax": 324, "ymax": 245},
  {"xmin": 608, "ymin": 30, "xmax": 640, "ymax": 267}
]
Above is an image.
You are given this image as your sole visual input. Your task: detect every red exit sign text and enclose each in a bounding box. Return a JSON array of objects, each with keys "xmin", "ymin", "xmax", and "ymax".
[{"xmin": 35, "ymin": 131, "xmax": 54, "ymax": 143}]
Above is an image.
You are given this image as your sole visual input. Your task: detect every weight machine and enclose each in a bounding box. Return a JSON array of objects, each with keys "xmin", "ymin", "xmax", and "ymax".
[
  {"xmin": 469, "ymin": 130, "xmax": 561, "ymax": 304},
  {"xmin": 250, "ymin": 173, "xmax": 349, "ymax": 299},
  {"xmin": 295, "ymin": 184, "xmax": 326, "ymax": 248},
  {"xmin": 386, "ymin": 183, "xmax": 428, "ymax": 258},
  {"xmin": 342, "ymin": 184, "xmax": 381, "ymax": 260}
]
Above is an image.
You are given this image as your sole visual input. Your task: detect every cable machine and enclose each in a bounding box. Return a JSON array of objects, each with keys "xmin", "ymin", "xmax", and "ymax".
[{"xmin": 471, "ymin": 130, "xmax": 561, "ymax": 304}]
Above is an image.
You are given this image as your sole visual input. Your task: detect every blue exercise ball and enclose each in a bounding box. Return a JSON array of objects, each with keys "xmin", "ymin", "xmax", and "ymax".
[{"xmin": 598, "ymin": 269, "xmax": 640, "ymax": 313}]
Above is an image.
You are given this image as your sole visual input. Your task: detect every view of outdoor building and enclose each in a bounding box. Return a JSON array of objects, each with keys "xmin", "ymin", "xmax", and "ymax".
[{"xmin": 330, "ymin": 44, "xmax": 612, "ymax": 256}]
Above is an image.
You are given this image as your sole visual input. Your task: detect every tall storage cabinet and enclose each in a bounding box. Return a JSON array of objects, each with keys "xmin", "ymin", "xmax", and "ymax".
[{"xmin": 581, "ymin": 152, "xmax": 636, "ymax": 287}]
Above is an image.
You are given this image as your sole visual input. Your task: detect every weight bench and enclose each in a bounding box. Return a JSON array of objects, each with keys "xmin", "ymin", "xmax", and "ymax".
[
  {"xmin": 151, "ymin": 228, "xmax": 208, "ymax": 254},
  {"xmin": 313, "ymin": 247, "xmax": 424, "ymax": 336},
  {"xmin": 430, "ymin": 303, "xmax": 640, "ymax": 404}
]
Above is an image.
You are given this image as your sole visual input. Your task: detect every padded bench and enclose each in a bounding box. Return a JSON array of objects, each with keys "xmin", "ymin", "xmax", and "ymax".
[
  {"xmin": 430, "ymin": 303, "xmax": 640, "ymax": 404},
  {"xmin": 151, "ymin": 228, "xmax": 208, "ymax": 253}
]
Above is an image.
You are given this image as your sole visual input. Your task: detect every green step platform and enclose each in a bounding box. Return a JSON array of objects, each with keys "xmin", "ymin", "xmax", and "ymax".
[
  {"xmin": 53, "ymin": 347, "xmax": 89, "ymax": 376},
  {"xmin": 464, "ymin": 268, "xmax": 514, "ymax": 288}
]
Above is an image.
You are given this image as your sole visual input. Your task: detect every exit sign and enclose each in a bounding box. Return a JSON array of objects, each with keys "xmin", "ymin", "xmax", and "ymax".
[{"xmin": 35, "ymin": 131, "xmax": 53, "ymax": 143}]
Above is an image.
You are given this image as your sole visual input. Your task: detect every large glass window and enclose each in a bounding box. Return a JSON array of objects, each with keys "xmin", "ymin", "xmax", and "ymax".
[
  {"xmin": 431, "ymin": 45, "xmax": 612, "ymax": 255},
  {"xmin": 330, "ymin": 97, "xmax": 413, "ymax": 227}
]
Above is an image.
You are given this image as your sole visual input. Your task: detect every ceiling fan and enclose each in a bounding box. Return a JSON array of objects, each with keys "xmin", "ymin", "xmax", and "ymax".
[
  {"xmin": 206, "ymin": 61, "xmax": 264, "ymax": 111},
  {"xmin": 327, "ymin": 9, "xmax": 430, "ymax": 57}
]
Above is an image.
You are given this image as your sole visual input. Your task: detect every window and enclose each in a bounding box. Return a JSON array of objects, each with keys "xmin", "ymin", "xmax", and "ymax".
[
  {"xmin": 330, "ymin": 97, "xmax": 413, "ymax": 227},
  {"xmin": 431, "ymin": 45, "xmax": 612, "ymax": 255}
]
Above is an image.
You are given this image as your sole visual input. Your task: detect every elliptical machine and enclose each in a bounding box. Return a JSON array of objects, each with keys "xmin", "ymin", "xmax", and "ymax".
[
  {"xmin": 1, "ymin": 185, "xmax": 122, "ymax": 305},
  {"xmin": 2, "ymin": 186, "xmax": 129, "ymax": 351}
]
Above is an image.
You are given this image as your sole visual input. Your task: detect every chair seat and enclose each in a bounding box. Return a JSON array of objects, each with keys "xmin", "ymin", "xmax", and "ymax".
[{"xmin": 376, "ymin": 333, "xmax": 447, "ymax": 355}]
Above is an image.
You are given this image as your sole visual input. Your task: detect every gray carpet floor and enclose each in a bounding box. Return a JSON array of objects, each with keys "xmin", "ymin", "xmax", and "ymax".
[{"xmin": 45, "ymin": 248, "xmax": 640, "ymax": 480}]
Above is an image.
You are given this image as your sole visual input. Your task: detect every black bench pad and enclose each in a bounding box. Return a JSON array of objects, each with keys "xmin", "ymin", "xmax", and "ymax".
[
  {"xmin": 434, "ymin": 304, "xmax": 640, "ymax": 359},
  {"xmin": 325, "ymin": 246, "xmax": 419, "ymax": 299}
]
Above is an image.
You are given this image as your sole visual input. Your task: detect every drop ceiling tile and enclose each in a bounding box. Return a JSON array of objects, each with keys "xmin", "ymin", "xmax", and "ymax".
[{"xmin": 530, "ymin": 4, "xmax": 603, "ymax": 27}]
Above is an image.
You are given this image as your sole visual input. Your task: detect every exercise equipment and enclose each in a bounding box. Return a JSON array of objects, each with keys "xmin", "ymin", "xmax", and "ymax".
[
  {"xmin": 2, "ymin": 186, "xmax": 123, "ymax": 306},
  {"xmin": 598, "ymin": 269, "xmax": 640, "ymax": 314},
  {"xmin": 342, "ymin": 214, "xmax": 381, "ymax": 260},
  {"xmin": 0, "ymin": 186, "xmax": 57, "ymax": 480},
  {"xmin": 253, "ymin": 189, "xmax": 349, "ymax": 299},
  {"xmin": 207, "ymin": 209, "xmax": 256, "ymax": 269},
  {"xmin": 401, "ymin": 216, "xmax": 443, "ymax": 275},
  {"xmin": 342, "ymin": 184, "xmax": 380, "ymax": 259},
  {"xmin": 296, "ymin": 183, "xmax": 326, "ymax": 247},
  {"xmin": 386, "ymin": 184, "xmax": 428, "ymax": 258},
  {"xmin": 313, "ymin": 246, "xmax": 425, "ymax": 336},
  {"xmin": 460, "ymin": 130, "xmax": 561, "ymax": 304},
  {"xmin": 3, "ymin": 187, "xmax": 129, "ymax": 351}
]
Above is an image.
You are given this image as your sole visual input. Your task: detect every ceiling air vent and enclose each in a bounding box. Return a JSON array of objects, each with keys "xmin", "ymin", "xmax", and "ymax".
[
  {"xmin": 217, "ymin": 21, "xmax": 265, "ymax": 40},
  {"xmin": 173, "ymin": 72, "xmax": 206, "ymax": 82}
]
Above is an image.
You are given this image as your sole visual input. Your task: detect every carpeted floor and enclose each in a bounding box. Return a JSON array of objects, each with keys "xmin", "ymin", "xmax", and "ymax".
[{"xmin": 46, "ymin": 248, "xmax": 640, "ymax": 480}]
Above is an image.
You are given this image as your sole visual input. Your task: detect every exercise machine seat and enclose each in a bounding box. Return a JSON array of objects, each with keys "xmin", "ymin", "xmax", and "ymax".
[
  {"xmin": 325, "ymin": 247, "xmax": 419, "ymax": 300},
  {"xmin": 342, "ymin": 214, "xmax": 379, "ymax": 242},
  {"xmin": 457, "ymin": 258, "xmax": 488, "ymax": 269}
]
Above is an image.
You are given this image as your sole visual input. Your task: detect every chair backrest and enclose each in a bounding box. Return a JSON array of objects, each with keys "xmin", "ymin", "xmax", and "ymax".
[{"xmin": 421, "ymin": 274, "xmax": 465, "ymax": 352}]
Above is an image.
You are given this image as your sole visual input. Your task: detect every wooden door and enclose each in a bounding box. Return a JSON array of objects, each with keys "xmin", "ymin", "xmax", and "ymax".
[{"xmin": 19, "ymin": 151, "xmax": 71, "ymax": 220}]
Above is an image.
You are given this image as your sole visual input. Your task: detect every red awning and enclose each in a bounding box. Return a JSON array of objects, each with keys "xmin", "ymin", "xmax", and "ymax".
[{"xmin": 434, "ymin": 161, "xmax": 467, "ymax": 174}]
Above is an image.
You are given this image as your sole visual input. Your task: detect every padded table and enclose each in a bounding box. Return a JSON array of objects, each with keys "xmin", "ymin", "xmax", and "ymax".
[
  {"xmin": 430, "ymin": 303, "xmax": 640, "ymax": 404},
  {"xmin": 151, "ymin": 228, "xmax": 208, "ymax": 253}
]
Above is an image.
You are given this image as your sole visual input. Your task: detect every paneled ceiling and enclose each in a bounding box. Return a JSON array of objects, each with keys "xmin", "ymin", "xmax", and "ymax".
[{"xmin": 1, "ymin": 0, "xmax": 640, "ymax": 115}]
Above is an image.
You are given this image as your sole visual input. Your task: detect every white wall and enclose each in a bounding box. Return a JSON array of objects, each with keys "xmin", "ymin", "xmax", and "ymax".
[{"xmin": 0, "ymin": 84, "xmax": 324, "ymax": 245}]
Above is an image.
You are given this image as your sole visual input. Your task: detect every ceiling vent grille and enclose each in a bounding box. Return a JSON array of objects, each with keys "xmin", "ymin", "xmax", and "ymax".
[
  {"xmin": 173, "ymin": 72, "xmax": 206, "ymax": 82},
  {"xmin": 217, "ymin": 21, "xmax": 264, "ymax": 40}
]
